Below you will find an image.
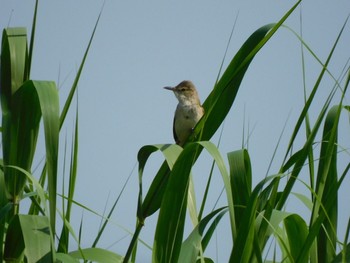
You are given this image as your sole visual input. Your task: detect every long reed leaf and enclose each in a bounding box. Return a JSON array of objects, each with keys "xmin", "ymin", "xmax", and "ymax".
[
  {"xmin": 153, "ymin": 141, "xmax": 231, "ymax": 263},
  {"xmin": 4, "ymin": 215, "xmax": 53, "ymax": 262},
  {"xmin": 1, "ymin": 27, "xmax": 30, "ymax": 208},
  {"xmin": 313, "ymin": 105, "xmax": 340, "ymax": 263},
  {"xmin": 284, "ymin": 214, "xmax": 308, "ymax": 263},
  {"xmin": 278, "ymin": 15, "xmax": 348, "ymax": 210},
  {"xmin": 30, "ymin": 80, "xmax": 59, "ymax": 236},
  {"xmin": 58, "ymin": 108, "xmax": 78, "ymax": 253},
  {"xmin": 179, "ymin": 207, "xmax": 228, "ymax": 263},
  {"xmin": 227, "ymin": 149, "xmax": 252, "ymax": 231}
]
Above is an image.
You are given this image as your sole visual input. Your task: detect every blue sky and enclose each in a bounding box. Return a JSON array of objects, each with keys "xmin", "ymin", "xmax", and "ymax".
[{"xmin": 1, "ymin": 1, "xmax": 350, "ymax": 261}]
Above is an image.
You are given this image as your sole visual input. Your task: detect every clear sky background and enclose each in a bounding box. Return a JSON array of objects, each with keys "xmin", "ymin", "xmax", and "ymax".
[{"xmin": 1, "ymin": 1, "xmax": 350, "ymax": 262}]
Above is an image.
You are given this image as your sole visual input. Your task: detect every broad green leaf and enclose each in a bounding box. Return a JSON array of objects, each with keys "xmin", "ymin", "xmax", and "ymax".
[
  {"xmin": 188, "ymin": 176, "xmax": 199, "ymax": 226},
  {"xmin": 4, "ymin": 215, "xmax": 54, "ymax": 263},
  {"xmin": 123, "ymin": 144, "xmax": 182, "ymax": 262},
  {"xmin": 153, "ymin": 143, "xmax": 199, "ymax": 263},
  {"xmin": 153, "ymin": 141, "xmax": 232, "ymax": 263},
  {"xmin": 4, "ymin": 215, "xmax": 24, "ymax": 261},
  {"xmin": 198, "ymin": 141, "xmax": 235, "ymax": 239},
  {"xmin": 3, "ymin": 80, "xmax": 41, "ymax": 203},
  {"xmin": 229, "ymin": 174, "xmax": 279, "ymax": 262},
  {"xmin": 137, "ymin": 144, "xmax": 182, "ymax": 219},
  {"xmin": 201, "ymin": 207, "xmax": 228, "ymax": 251},
  {"xmin": 7, "ymin": 165, "xmax": 48, "ymax": 213},
  {"xmin": 0, "ymin": 166, "xmax": 10, "ymax": 218},
  {"xmin": 56, "ymin": 253, "xmax": 79, "ymax": 263},
  {"xmin": 292, "ymin": 192, "xmax": 313, "ymax": 211},
  {"xmin": 313, "ymin": 105, "xmax": 340, "ymax": 263},
  {"xmin": 5, "ymin": 80, "xmax": 59, "ymax": 232},
  {"xmin": 284, "ymin": 214, "xmax": 308, "ymax": 263},
  {"xmin": 228, "ymin": 149, "xmax": 252, "ymax": 230},
  {"xmin": 0, "ymin": 28, "xmax": 29, "ymax": 112},
  {"xmin": 31, "ymin": 80, "xmax": 60, "ymax": 235},
  {"xmin": 179, "ymin": 207, "xmax": 228, "ymax": 263},
  {"xmin": 196, "ymin": 258, "xmax": 214, "ymax": 263},
  {"xmin": 256, "ymin": 209, "xmax": 292, "ymax": 237},
  {"xmin": 1, "ymin": 28, "xmax": 31, "ymax": 204},
  {"xmin": 69, "ymin": 247, "xmax": 123, "ymax": 263}
]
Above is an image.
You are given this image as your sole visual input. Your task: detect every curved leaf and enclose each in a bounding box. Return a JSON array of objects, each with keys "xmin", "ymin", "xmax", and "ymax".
[
  {"xmin": 284, "ymin": 214, "xmax": 308, "ymax": 263},
  {"xmin": 153, "ymin": 141, "xmax": 233, "ymax": 263},
  {"xmin": 69, "ymin": 247, "xmax": 123, "ymax": 263},
  {"xmin": 179, "ymin": 207, "xmax": 228, "ymax": 263},
  {"xmin": 152, "ymin": 143, "xmax": 199, "ymax": 263},
  {"xmin": 31, "ymin": 80, "xmax": 59, "ymax": 235},
  {"xmin": 137, "ymin": 144, "xmax": 182, "ymax": 219},
  {"xmin": 4, "ymin": 215, "xmax": 53, "ymax": 263},
  {"xmin": 228, "ymin": 149, "xmax": 252, "ymax": 230}
]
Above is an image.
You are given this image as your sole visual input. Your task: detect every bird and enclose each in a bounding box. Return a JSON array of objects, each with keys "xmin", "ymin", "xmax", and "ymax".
[{"xmin": 164, "ymin": 80, "xmax": 204, "ymax": 146}]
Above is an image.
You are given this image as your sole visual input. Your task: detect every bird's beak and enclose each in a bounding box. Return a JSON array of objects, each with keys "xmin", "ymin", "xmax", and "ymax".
[{"xmin": 164, "ymin": 86, "xmax": 175, "ymax": 91}]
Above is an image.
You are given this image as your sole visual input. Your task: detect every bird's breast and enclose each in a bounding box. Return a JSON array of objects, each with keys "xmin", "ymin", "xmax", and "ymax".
[{"xmin": 174, "ymin": 104, "xmax": 204, "ymax": 145}]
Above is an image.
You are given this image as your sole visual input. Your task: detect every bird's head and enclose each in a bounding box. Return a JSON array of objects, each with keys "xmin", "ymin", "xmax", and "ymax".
[{"xmin": 164, "ymin": 80, "xmax": 200, "ymax": 105}]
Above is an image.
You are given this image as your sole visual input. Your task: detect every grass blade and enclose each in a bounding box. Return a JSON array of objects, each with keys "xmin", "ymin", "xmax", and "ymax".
[
  {"xmin": 4, "ymin": 215, "xmax": 54, "ymax": 262},
  {"xmin": 59, "ymin": 6, "xmax": 102, "ymax": 129},
  {"xmin": 31, "ymin": 81, "xmax": 59, "ymax": 236},
  {"xmin": 1, "ymin": 28, "xmax": 30, "ymax": 209},
  {"xmin": 28, "ymin": 0, "xmax": 39, "ymax": 77}
]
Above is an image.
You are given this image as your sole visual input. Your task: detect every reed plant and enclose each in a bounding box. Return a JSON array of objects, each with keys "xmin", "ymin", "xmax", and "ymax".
[{"xmin": 0, "ymin": 1, "xmax": 349, "ymax": 262}]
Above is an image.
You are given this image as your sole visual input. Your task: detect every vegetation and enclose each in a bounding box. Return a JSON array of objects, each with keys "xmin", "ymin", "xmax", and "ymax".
[{"xmin": 0, "ymin": 1, "xmax": 349, "ymax": 262}]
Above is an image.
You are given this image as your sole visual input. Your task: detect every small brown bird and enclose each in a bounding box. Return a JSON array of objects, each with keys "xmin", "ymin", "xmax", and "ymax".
[{"xmin": 164, "ymin": 80, "xmax": 204, "ymax": 146}]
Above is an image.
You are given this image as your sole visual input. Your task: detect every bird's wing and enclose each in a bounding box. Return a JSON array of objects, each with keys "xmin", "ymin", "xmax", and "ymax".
[{"xmin": 172, "ymin": 115, "xmax": 179, "ymax": 144}]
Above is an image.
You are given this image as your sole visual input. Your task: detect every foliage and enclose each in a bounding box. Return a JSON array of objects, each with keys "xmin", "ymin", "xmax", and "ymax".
[
  {"xmin": 0, "ymin": 2, "xmax": 121, "ymax": 262},
  {"xmin": 0, "ymin": 0, "xmax": 349, "ymax": 262}
]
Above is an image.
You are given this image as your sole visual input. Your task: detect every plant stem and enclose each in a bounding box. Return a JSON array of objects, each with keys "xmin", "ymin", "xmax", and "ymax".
[{"xmin": 123, "ymin": 219, "xmax": 144, "ymax": 263}]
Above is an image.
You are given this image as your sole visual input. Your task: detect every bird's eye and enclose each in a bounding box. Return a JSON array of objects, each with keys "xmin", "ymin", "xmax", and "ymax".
[{"xmin": 180, "ymin": 88, "xmax": 186, "ymax": 92}]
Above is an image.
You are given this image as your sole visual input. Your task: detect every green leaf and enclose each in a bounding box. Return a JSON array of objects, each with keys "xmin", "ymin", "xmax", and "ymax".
[
  {"xmin": 69, "ymin": 247, "xmax": 123, "ymax": 263},
  {"xmin": 3, "ymin": 80, "xmax": 42, "ymax": 203},
  {"xmin": 59, "ymin": 8, "xmax": 102, "ymax": 129},
  {"xmin": 196, "ymin": 23, "xmax": 275, "ymax": 142},
  {"xmin": 278, "ymin": 13, "xmax": 349, "ymax": 212},
  {"xmin": 28, "ymin": 0, "xmax": 39, "ymax": 77},
  {"xmin": 137, "ymin": 144, "xmax": 182, "ymax": 219},
  {"xmin": 153, "ymin": 141, "xmax": 233, "ymax": 263},
  {"xmin": 4, "ymin": 215, "xmax": 54, "ymax": 263},
  {"xmin": 193, "ymin": 0, "xmax": 302, "ymax": 145},
  {"xmin": 331, "ymin": 243, "xmax": 350, "ymax": 263},
  {"xmin": 179, "ymin": 207, "xmax": 228, "ymax": 263},
  {"xmin": 256, "ymin": 209, "xmax": 292, "ymax": 237},
  {"xmin": 312, "ymin": 105, "xmax": 341, "ymax": 263},
  {"xmin": 228, "ymin": 149, "xmax": 252, "ymax": 229},
  {"xmin": 56, "ymin": 253, "xmax": 80, "ymax": 263},
  {"xmin": 58, "ymin": 109, "xmax": 78, "ymax": 253},
  {"xmin": 4, "ymin": 215, "xmax": 24, "ymax": 261},
  {"xmin": 123, "ymin": 144, "xmax": 182, "ymax": 262},
  {"xmin": 284, "ymin": 214, "xmax": 308, "ymax": 263},
  {"xmin": 31, "ymin": 80, "xmax": 60, "ymax": 235},
  {"xmin": 152, "ymin": 143, "xmax": 199, "ymax": 263},
  {"xmin": 0, "ymin": 27, "xmax": 29, "ymax": 113},
  {"xmin": 0, "ymin": 27, "xmax": 31, "ymax": 204},
  {"xmin": 229, "ymin": 174, "xmax": 279, "ymax": 262},
  {"xmin": 0, "ymin": 166, "xmax": 11, "ymax": 219}
]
